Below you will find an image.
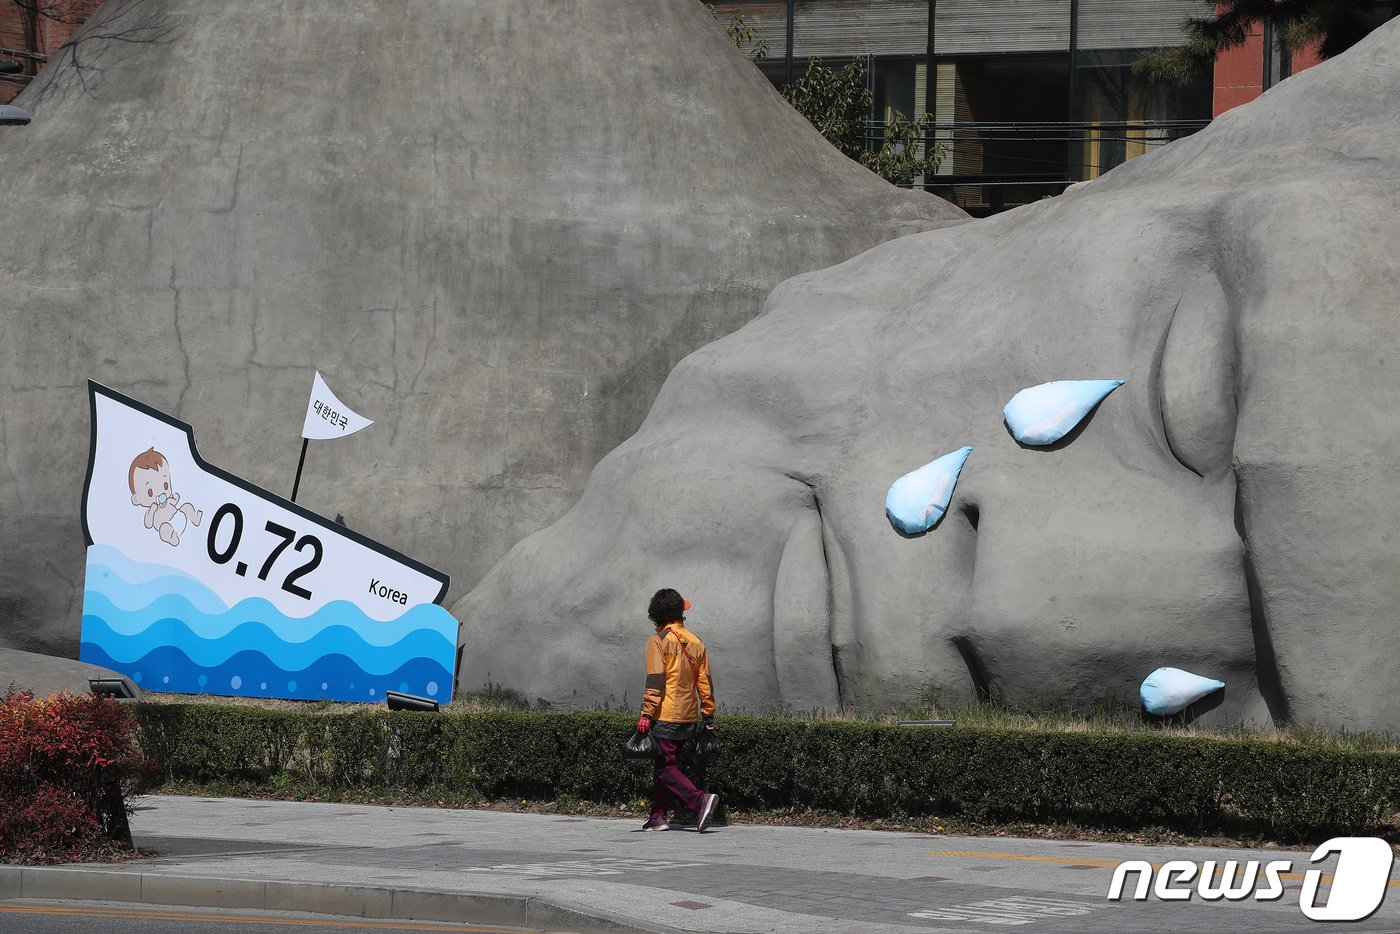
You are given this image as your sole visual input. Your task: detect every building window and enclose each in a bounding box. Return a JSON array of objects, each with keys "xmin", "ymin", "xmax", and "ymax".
[
  {"xmin": 933, "ymin": 54, "xmax": 1070, "ymax": 213},
  {"xmin": 1075, "ymin": 48, "xmax": 1211, "ymax": 182},
  {"xmin": 713, "ymin": 0, "xmax": 1213, "ymax": 215}
]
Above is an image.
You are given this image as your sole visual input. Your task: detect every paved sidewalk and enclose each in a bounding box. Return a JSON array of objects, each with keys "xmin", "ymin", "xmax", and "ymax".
[{"xmin": 2, "ymin": 796, "xmax": 1398, "ymax": 933}]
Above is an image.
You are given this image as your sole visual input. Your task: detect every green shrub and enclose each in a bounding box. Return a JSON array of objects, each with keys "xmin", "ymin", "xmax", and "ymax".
[{"xmin": 133, "ymin": 704, "xmax": 1400, "ymax": 840}]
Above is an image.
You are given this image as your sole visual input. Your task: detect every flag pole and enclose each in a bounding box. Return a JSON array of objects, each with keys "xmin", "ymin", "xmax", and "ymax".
[{"xmin": 290, "ymin": 438, "xmax": 309, "ymax": 503}]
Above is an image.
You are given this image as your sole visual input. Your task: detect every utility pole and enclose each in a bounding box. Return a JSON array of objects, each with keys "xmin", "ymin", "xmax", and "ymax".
[
  {"xmin": 1066, "ymin": 0, "xmax": 1081, "ymax": 182},
  {"xmin": 784, "ymin": 0, "xmax": 795, "ymax": 85}
]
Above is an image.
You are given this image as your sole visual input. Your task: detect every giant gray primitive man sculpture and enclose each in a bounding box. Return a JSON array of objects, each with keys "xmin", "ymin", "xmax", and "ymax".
[
  {"xmin": 459, "ymin": 20, "xmax": 1400, "ymax": 732},
  {"xmin": 0, "ymin": 0, "xmax": 957, "ymax": 672}
]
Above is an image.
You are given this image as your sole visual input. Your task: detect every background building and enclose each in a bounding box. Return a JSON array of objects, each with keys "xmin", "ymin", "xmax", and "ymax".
[
  {"xmin": 4, "ymin": 1, "xmax": 1396, "ymax": 212},
  {"xmin": 0, "ymin": 0, "xmax": 100, "ymax": 104},
  {"xmin": 710, "ymin": 0, "xmax": 1394, "ymax": 214}
]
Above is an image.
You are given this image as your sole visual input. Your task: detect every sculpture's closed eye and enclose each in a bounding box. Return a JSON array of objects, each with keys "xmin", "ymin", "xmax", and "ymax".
[{"xmin": 1158, "ymin": 274, "xmax": 1238, "ymax": 478}]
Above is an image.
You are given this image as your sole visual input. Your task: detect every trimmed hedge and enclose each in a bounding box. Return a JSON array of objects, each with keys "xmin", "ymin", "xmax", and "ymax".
[{"xmin": 133, "ymin": 704, "xmax": 1400, "ymax": 839}]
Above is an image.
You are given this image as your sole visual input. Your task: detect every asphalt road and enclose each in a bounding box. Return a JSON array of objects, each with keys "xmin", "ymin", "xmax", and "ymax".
[{"xmin": 0, "ymin": 902, "xmax": 550, "ymax": 934}]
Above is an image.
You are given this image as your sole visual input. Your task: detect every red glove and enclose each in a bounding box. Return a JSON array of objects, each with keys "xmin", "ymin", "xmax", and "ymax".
[{"xmin": 636, "ymin": 715, "xmax": 651, "ymax": 734}]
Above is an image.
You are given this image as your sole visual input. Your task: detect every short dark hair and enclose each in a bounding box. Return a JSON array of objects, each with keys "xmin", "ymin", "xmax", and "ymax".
[{"xmin": 648, "ymin": 588, "xmax": 684, "ymax": 626}]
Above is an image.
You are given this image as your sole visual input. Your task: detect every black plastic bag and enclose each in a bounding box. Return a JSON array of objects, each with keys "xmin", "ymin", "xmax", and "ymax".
[
  {"xmin": 691, "ymin": 727, "xmax": 719, "ymax": 763},
  {"xmin": 621, "ymin": 729, "xmax": 661, "ymax": 759}
]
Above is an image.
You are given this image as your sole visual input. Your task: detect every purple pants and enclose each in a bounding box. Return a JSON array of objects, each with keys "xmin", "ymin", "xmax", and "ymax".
[{"xmin": 650, "ymin": 738, "xmax": 706, "ymax": 820}]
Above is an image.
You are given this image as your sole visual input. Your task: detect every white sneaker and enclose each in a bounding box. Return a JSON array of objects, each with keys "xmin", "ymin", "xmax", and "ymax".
[
  {"xmin": 641, "ymin": 817, "xmax": 669, "ymax": 831},
  {"xmin": 696, "ymin": 793, "xmax": 719, "ymax": 832}
]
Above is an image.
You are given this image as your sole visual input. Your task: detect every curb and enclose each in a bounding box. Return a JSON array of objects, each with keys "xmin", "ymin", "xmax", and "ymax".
[{"xmin": 0, "ymin": 865, "xmax": 679, "ymax": 934}]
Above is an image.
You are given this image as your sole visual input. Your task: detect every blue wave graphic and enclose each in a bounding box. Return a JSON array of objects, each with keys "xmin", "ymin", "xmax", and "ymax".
[
  {"xmin": 84, "ymin": 567, "xmax": 230, "ymax": 617},
  {"xmin": 79, "ymin": 643, "xmax": 453, "ymax": 704},
  {"xmin": 82, "ymin": 590, "xmax": 455, "ymax": 648},
  {"xmin": 81, "ymin": 612, "xmax": 454, "ymax": 674},
  {"xmin": 81, "ymin": 545, "xmax": 459, "ymax": 704},
  {"xmin": 86, "ymin": 544, "xmax": 217, "ymax": 591}
]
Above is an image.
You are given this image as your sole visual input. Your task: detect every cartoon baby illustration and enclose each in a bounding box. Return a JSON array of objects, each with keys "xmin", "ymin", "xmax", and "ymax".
[{"xmin": 129, "ymin": 447, "xmax": 203, "ymax": 546}]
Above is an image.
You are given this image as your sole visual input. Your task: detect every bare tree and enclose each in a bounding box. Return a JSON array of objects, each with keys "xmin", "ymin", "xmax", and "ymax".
[
  {"xmin": 1, "ymin": 1, "xmax": 95, "ymax": 88},
  {"xmin": 3, "ymin": 0, "xmax": 173, "ymax": 102}
]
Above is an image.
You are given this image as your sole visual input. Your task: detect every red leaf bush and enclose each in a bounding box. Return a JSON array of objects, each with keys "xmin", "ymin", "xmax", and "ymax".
[{"xmin": 0, "ymin": 689, "xmax": 148, "ymax": 863}]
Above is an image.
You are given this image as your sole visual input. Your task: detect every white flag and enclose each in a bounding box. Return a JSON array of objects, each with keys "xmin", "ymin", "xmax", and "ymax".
[{"xmin": 301, "ymin": 371, "xmax": 373, "ymax": 440}]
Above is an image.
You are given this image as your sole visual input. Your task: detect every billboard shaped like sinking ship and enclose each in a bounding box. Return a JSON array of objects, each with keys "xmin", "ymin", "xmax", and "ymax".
[{"xmin": 79, "ymin": 382, "xmax": 458, "ymax": 704}]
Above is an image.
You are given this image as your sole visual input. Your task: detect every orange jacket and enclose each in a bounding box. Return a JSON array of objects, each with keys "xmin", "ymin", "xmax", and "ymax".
[{"xmin": 641, "ymin": 623, "xmax": 715, "ymax": 724}]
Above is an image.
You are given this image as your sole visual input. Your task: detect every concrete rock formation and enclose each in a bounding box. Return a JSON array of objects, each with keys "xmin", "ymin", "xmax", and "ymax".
[
  {"xmin": 0, "ymin": 0, "xmax": 959, "ymax": 656},
  {"xmin": 0, "ymin": 648, "xmax": 142, "ymax": 700},
  {"xmin": 458, "ymin": 21, "xmax": 1400, "ymax": 731}
]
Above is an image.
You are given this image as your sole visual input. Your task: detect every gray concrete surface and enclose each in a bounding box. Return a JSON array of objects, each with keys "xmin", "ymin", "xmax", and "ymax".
[
  {"xmin": 457, "ymin": 19, "xmax": 1400, "ymax": 730},
  {"xmin": 0, "ymin": 0, "xmax": 959, "ymax": 660},
  {"xmin": 2, "ymin": 796, "xmax": 1396, "ymax": 934},
  {"xmin": 0, "ymin": 902, "xmax": 541, "ymax": 934},
  {"xmin": 0, "ymin": 647, "xmax": 141, "ymax": 699}
]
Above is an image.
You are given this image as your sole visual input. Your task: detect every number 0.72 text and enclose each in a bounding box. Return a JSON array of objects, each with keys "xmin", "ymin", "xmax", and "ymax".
[{"xmin": 206, "ymin": 503, "xmax": 323, "ymax": 600}]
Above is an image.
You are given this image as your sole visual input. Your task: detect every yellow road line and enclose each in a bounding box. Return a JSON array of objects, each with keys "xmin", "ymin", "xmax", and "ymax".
[
  {"xmin": 926, "ymin": 850, "xmax": 1400, "ymax": 887},
  {"xmin": 0, "ymin": 903, "xmax": 532, "ymax": 932}
]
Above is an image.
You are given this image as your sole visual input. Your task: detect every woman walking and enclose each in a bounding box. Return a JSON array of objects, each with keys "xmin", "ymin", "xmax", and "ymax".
[{"xmin": 636, "ymin": 588, "xmax": 720, "ymax": 832}]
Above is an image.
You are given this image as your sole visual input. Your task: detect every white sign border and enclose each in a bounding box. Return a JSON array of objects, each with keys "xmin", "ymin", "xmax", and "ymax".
[{"xmin": 81, "ymin": 380, "xmax": 450, "ymax": 607}]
